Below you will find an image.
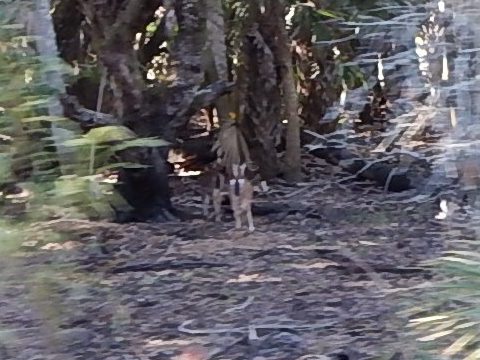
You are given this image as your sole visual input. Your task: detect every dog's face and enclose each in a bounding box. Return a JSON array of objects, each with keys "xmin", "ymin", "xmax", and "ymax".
[{"xmin": 199, "ymin": 162, "xmax": 262, "ymax": 231}]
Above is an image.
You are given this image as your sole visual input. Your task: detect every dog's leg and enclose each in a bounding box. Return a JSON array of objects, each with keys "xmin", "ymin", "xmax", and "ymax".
[
  {"xmin": 212, "ymin": 188, "xmax": 222, "ymax": 222},
  {"xmin": 202, "ymin": 194, "xmax": 210, "ymax": 217},
  {"xmin": 246, "ymin": 206, "xmax": 255, "ymax": 232}
]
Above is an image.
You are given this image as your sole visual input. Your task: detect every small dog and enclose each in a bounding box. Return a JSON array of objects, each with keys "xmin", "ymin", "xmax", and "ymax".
[
  {"xmin": 198, "ymin": 162, "xmax": 267, "ymax": 231},
  {"xmin": 229, "ymin": 163, "xmax": 255, "ymax": 231},
  {"xmin": 197, "ymin": 161, "xmax": 227, "ymax": 222}
]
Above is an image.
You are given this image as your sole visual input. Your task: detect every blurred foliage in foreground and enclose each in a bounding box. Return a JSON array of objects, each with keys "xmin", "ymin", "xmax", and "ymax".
[
  {"xmin": 0, "ymin": 1, "xmax": 163, "ymax": 224},
  {"xmin": 405, "ymin": 250, "xmax": 480, "ymax": 359}
]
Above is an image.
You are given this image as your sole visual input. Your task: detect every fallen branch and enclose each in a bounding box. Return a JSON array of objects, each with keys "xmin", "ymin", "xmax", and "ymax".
[
  {"xmin": 178, "ymin": 318, "xmax": 339, "ymax": 335},
  {"xmin": 60, "ymin": 94, "xmax": 118, "ymax": 130},
  {"xmin": 166, "ymin": 80, "xmax": 235, "ymax": 135},
  {"xmin": 223, "ymin": 296, "xmax": 255, "ymax": 314},
  {"xmin": 306, "ymin": 142, "xmax": 413, "ymax": 192}
]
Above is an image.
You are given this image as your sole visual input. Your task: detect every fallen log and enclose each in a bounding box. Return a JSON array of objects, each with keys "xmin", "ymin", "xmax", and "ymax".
[
  {"xmin": 302, "ymin": 130, "xmax": 418, "ymax": 192},
  {"xmin": 307, "ymin": 144, "xmax": 412, "ymax": 192}
]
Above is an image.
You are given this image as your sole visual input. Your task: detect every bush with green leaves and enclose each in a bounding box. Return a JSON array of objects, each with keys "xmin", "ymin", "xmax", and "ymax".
[
  {"xmin": 0, "ymin": 2, "xmax": 169, "ymax": 221},
  {"xmin": 406, "ymin": 250, "xmax": 480, "ymax": 359}
]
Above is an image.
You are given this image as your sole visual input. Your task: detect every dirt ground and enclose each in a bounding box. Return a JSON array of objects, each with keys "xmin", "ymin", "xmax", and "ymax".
[{"xmin": 0, "ymin": 156, "xmax": 473, "ymax": 360}]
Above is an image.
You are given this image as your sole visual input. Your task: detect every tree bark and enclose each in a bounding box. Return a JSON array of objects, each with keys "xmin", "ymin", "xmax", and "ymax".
[
  {"xmin": 235, "ymin": 1, "xmax": 283, "ymax": 179},
  {"xmin": 32, "ymin": 0, "xmax": 77, "ymax": 174},
  {"xmin": 204, "ymin": 0, "xmax": 231, "ymax": 123},
  {"xmin": 160, "ymin": 0, "xmax": 207, "ymax": 139},
  {"xmin": 270, "ymin": 0, "xmax": 302, "ymax": 182}
]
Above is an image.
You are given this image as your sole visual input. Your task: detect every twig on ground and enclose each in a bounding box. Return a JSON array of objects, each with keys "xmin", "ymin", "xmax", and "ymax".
[
  {"xmin": 338, "ymin": 156, "xmax": 395, "ymax": 184},
  {"xmin": 282, "ymin": 181, "xmax": 326, "ymax": 199},
  {"xmin": 178, "ymin": 319, "xmax": 339, "ymax": 335},
  {"xmin": 223, "ymin": 296, "xmax": 255, "ymax": 314}
]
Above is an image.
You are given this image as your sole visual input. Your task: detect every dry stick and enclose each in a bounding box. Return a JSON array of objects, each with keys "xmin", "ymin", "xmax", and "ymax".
[
  {"xmin": 383, "ymin": 167, "xmax": 397, "ymax": 192},
  {"xmin": 223, "ymin": 296, "xmax": 255, "ymax": 314},
  {"xmin": 282, "ymin": 180, "xmax": 326, "ymax": 199},
  {"xmin": 88, "ymin": 71, "xmax": 107, "ymax": 175},
  {"xmin": 88, "ymin": 143, "xmax": 96, "ymax": 175},
  {"xmin": 178, "ymin": 318, "xmax": 339, "ymax": 336},
  {"xmin": 96, "ymin": 70, "xmax": 107, "ymax": 118},
  {"xmin": 302, "ymin": 129, "xmax": 329, "ymax": 142},
  {"xmin": 305, "ymin": 127, "xmax": 425, "ymax": 190}
]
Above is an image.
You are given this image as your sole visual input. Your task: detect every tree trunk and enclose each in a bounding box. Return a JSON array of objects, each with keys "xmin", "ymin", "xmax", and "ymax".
[
  {"xmin": 161, "ymin": 0, "xmax": 207, "ymax": 139},
  {"xmin": 235, "ymin": 1, "xmax": 282, "ymax": 179},
  {"xmin": 32, "ymin": 0, "xmax": 77, "ymax": 174},
  {"xmin": 73, "ymin": 0, "xmax": 214, "ymax": 221},
  {"xmin": 113, "ymin": 147, "xmax": 174, "ymax": 222},
  {"xmin": 204, "ymin": 0, "xmax": 230, "ymax": 123},
  {"xmin": 270, "ymin": 0, "xmax": 302, "ymax": 182}
]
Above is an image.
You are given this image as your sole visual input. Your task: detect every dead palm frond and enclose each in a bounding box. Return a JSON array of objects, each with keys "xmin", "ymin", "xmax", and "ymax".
[{"xmin": 212, "ymin": 118, "xmax": 252, "ymax": 176}]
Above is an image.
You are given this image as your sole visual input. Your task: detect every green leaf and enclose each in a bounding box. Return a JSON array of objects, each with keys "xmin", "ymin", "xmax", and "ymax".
[
  {"xmin": 146, "ymin": 22, "xmax": 158, "ymax": 34},
  {"xmin": 0, "ymin": 154, "xmax": 11, "ymax": 183},
  {"xmin": 13, "ymin": 98, "xmax": 50, "ymax": 110},
  {"xmin": 0, "ymin": 23, "xmax": 24, "ymax": 30},
  {"xmin": 315, "ymin": 9, "xmax": 342, "ymax": 19},
  {"xmin": 63, "ymin": 138, "xmax": 94, "ymax": 147},
  {"xmin": 22, "ymin": 115, "xmax": 66, "ymax": 123},
  {"xmin": 440, "ymin": 256, "xmax": 480, "ymax": 266},
  {"xmin": 95, "ymin": 163, "xmax": 151, "ymax": 173},
  {"xmin": 85, "ymin": 125, "xmax": 137, "ymax": 144},
  {"xmin": 111, "ymin": 137, "xmax": 170, "ymax": 152}
]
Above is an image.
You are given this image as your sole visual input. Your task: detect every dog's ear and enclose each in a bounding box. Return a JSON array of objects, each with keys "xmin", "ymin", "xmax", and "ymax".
[
  {"xmin": 239, "ymin": 163, "xmax": 247, "ymax": 177},
  {"xmin": 232, "ymin": 164, "xmax": 239, "ymax": 178}
]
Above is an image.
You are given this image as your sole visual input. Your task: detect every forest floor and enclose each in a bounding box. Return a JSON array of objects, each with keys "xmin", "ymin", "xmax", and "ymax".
[{"xmin": 1, "ymin": 154, "xmax": 477, "ymax": 360}]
